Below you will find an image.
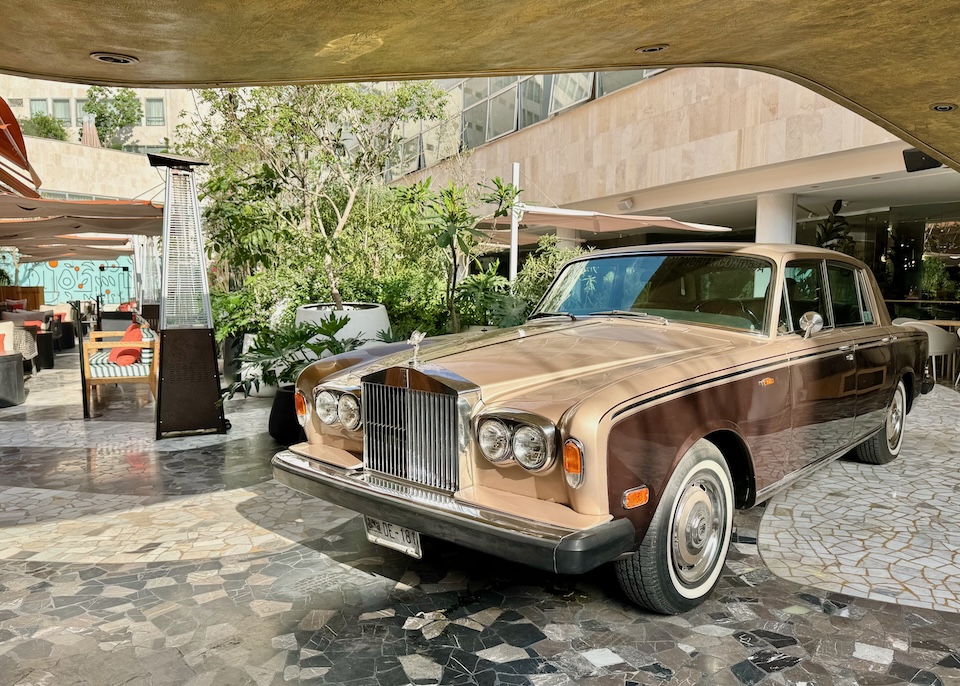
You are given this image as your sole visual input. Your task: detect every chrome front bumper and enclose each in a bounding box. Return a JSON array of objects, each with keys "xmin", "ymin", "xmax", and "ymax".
[{"xmin": 271, "ymin": 450, "xmax": 635, "ymax": 575}]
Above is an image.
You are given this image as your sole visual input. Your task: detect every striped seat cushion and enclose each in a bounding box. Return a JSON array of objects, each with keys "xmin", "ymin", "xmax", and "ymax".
[
  {"xmin": 88, "ymin": 350, "xmax": 112, "ymax": 366},
  {"xmin": 88, "ymin": 363, "xmax": 152, "ymax": 378},
  {"xmin": 141, "ymin": 328, "xmax": 156, "ymax": 364}
]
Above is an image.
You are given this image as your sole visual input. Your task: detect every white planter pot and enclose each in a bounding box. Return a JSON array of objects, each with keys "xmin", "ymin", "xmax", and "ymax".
[
  {"xmin": 239, "ymin": 333, "xmax": 277, "ymax": 398},
  {"xmin": 294, "ymin": 303, "xmax": 390, "ymax": 352}
]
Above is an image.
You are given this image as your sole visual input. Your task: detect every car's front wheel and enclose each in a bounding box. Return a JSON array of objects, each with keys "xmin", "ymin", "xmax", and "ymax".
[
  {"xmin": 615, "ymin": 439, "xmax": 734, "ymax": 614},
  {"xmin": 854, "ymin": 379, "xmax": 906, "ymax": 465}
]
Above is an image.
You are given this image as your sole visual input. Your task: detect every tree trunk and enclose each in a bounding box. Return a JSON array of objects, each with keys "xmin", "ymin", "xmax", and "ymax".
[{"xmin": 325, "ymin": 252, "xmax": 344, "ymax": 310}]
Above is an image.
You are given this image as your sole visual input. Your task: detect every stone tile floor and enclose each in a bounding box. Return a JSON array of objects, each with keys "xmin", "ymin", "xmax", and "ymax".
[{"xmin": 0, "ymin": 351, "xmax": 958, "ymax": 685}]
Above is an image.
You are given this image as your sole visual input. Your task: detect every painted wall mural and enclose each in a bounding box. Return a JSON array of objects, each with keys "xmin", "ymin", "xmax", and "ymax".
[{"xmin": 0, "ymin": 256, "xmax": 135, "ymax": 305}]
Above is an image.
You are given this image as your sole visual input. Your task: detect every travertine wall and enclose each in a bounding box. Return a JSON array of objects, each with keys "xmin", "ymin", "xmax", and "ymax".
[
  {"xmin": 25, "ymin": 137, "xmax": 161, "ymax": 199},
  {"xmin": 404, "ymin": 68, "xmax": 901, "ymax": 208}
]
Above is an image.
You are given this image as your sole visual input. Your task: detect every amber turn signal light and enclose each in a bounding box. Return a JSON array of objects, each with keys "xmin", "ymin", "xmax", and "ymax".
[
  {"xmin": 622, "ymin": 486, "xmax": 649, "ymax": 509},
  {"xmin": 295, "ymin": 390, "xmax": 308, "ymax": 427},
  {"xmin": 563, "ymin": 439, "xmax": 584, "ymax": 488}
]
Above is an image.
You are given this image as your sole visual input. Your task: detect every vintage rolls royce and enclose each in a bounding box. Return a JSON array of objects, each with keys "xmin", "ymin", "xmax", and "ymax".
[{"xmin": 272, "ymin": 243, "xmax": 932, "ymax": 614}]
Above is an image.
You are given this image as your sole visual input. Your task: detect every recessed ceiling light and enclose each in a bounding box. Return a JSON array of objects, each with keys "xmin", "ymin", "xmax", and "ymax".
[
  {"xmin": 929, "ymin": 102, "xmax": 957, "ymax": 112},
  {"xmin": 636, "ymin": 44, "xmax": 669, "ymax": 54},
  {"xmin": 90, "ymin": 52, "xmax": 139, "ymax": 65},
  {"xmin": 810, "ymin": 185, "xmax": 820, "ymax": 189},
  {"xmin": 871, "ymin": 176, "xmax": 881, "ymax": 180}
]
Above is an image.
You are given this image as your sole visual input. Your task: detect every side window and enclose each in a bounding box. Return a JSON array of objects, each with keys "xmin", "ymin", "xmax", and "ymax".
[
  {"xmin": 857, "ymin": 271, "xmax": 876, "ymax": 324},
  {"xmin": 827, "ymin": 263, "xmax": 864, "ymax": 327},
  {"xmin": 784, "ymin": 260, "xmax": 829, "ymax": 330}
]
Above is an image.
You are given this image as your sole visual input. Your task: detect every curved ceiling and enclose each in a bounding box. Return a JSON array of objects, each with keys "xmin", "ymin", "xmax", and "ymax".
[{"xmin": 3, "ymin": 1, "xmax": 960, "ymax": 170}]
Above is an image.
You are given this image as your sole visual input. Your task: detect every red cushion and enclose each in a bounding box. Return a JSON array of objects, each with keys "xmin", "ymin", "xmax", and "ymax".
[
  {"xmin": 54, "ymin": 313, "xmax": 65, "ymax": 321},
  {"xmin": 108, "ymin": 325, "xmax": 142, "ymax": 366},
  {"xmin": 23, "ymin": 320, "xmax": 44, "ymax": 329},
  {"xmin": 0, "ymin": 333, "xmax": 5, "ymax": 352}
]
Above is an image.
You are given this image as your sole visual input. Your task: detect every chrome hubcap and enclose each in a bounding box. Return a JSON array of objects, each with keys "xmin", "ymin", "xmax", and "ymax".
[
  {"xmin": 886, "ymin": 385, "xmax": 905, "ymax": 451},
  {"xmin": 671, "ymin": 473, "xmax": 726, "ymax": 586}
]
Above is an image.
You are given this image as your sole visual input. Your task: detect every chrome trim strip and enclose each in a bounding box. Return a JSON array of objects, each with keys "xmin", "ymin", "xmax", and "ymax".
[{"xmin": 273, "ymin": 449, "xmax": 582, "ymax": 541}]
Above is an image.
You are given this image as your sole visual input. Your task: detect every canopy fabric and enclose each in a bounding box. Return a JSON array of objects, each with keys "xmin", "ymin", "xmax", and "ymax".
[
  {"xmin": 0, "ymin": 99, "xmax": 41, "ymax": 198},
  {"xmin": 481, "ymin": 204, "xmax": 731, "ymax": 244},
  {"xmin": 0, "ymin": 195, "xmax": 162, "ymax": 220},
  {"xmin": 18, "ymin": 245, "xmax": 134, "ymax": 262},
  {"xmin": 0, "ymin": 215, "xmax": 162, "ymax": 239},
  {"xmin": 514, "ymin": 205, "xmax": 731, "ymax": 235}
]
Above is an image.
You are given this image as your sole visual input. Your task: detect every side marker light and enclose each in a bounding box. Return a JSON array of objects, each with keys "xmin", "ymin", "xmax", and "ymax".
[{"xmin": 623, "ymin": 486, "xmax": 650, "ymax": 509}]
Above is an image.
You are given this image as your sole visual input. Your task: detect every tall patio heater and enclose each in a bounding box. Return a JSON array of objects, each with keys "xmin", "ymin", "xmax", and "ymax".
[{"xmin": 148, "ymin": 153, "xmax": 226, "ymax": 439}]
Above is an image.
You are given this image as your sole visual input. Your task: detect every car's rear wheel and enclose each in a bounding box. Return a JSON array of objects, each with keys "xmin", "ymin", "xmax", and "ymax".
[
  {"xmin": 615, "ymin": 439, "xmax": 733, "ymax": 614},
  {"xmin": 854, "ymin": 379, "xmax": 906, "ymax": 465}
]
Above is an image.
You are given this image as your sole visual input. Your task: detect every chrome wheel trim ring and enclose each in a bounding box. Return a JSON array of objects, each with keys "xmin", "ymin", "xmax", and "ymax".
[
  {"xmin": 886, "ymin": 383, "xmax": 906, "ymax": 453},
  {"xmin": 670, "ymin": 471, "xmax": 727, "ymax": 587}
]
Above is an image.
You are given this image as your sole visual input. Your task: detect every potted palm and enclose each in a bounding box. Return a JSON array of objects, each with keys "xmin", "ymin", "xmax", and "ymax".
[{"xmin": 222, "ymin": 314, "xmax": 363, "ymax": 444}]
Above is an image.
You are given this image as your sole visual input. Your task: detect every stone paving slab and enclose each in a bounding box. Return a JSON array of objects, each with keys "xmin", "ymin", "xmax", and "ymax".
[
  {"xmin": 0, "ymin": 351, "xmax": 957, "ymax": 685},
  {"xmin": 760, "ymin": 385, "xmax": 960, "ymax": 614}
]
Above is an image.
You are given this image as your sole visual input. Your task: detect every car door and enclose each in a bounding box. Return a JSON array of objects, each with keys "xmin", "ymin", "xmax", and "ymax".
[
  {"xmin": 782, "ymin": 259, "xmax": 858, "ymax": 475},
  {"xmin": 825, "ymin": 262, "xmax": 896, "ymax": 439}
]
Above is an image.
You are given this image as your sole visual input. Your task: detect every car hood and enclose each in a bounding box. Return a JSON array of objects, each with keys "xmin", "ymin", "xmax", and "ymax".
[{"xmin": 332, "ymin": 319, "xmax": 742, "ymax": 414}]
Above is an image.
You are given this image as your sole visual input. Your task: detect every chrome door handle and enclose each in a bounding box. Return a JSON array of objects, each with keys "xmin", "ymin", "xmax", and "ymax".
[
  {"xmin": 881, "ymin": 337, "xmax": 891, "ymax": 342},
  {"xmin": 845, "ymin": 354, "xmax": 854, "ymax": 361},
  {"xmin": 838, "ymin": 345, "xmax": 853, "ymax": 351}
]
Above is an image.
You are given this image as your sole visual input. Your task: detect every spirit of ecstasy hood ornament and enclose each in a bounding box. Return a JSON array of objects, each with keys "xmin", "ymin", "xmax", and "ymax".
[{"xmin": 407, "ymin": 330, "xmax": 426, "ymax": 367}]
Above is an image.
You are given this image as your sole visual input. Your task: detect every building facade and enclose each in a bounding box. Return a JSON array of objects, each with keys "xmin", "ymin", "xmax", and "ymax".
[{"xmin": 400, "ymin": 68, "xmax": 960, "ymax": 317}]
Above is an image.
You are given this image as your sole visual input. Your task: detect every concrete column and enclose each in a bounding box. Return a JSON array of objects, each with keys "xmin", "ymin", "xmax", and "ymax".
[
  {"xmin": 755, "ymin": 193, "xmax": 796, "ymax": 244},
  {"xmin": 556, "ymin": 228, "xmax": 578, "ymax": 249}
]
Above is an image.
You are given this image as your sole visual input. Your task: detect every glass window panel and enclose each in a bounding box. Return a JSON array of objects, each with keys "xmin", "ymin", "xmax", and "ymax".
[
  {"xmin": 785, "ymin": 261, "xmax": 829, "ymax": 328},
  {"xmin": 52, "ymin": 99, "xmax": 71, "ymax": 125},
  {"xmin": 827, "ymin": 263, "xmax": 864, "ymax": 326},
  {"xmin": 462, "ymin": 102, "xmax": 488, "ymax": 150},
  {"xmin": 29, "ymin": 99, "xmax": 48, "ymax": 116},
  {"xmin": 549, "ymin": 73, "xmax": 593, "ymax": 113},
  {"xmin": 398, "ymin": 137, "xmax": 421, "ymax": 175},
  {"xmin": 486, "ymin": 86, "xmax": 517, "ymax": 141},
  {"xmin": 75, "ymin": 99, "xmax": 88, "ymax": 122},
  {"xmin": 463, "ymin": 78, "xmax": 488, "ymax": 107},
  {"xmin": 490, "ymin": 76, "xmax": 518, "ymax": 93},
  {"xmin": 423, "ymin": 122, "xmax": 459, "ymax": 167},
  {"xmin": 519, "ymin": 76, "xmax": 550, "ymax": 129},
  {"xmin": 145, "ymin": 98, "xmax": 165, "ymax": 126},
  {"xmin": 598, "ymin": 69, "xmax": 655, "ymax": 97}
]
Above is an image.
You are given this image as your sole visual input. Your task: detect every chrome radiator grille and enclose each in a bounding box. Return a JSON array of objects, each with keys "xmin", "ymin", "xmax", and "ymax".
[{"xmin": 362, "ymin": 382, "xmax": 459, "ymax": 492}]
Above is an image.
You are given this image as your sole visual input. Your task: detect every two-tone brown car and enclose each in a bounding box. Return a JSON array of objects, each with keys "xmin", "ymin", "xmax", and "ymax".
[{"xmin": 272, "ymin": 243, "xmax": 932, "ymax": 614}]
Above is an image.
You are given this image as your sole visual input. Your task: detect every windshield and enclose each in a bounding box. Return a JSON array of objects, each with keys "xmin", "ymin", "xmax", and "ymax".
[{"xmin": 534, "ymin": 253, "xmax": 773, "ymax": 333}]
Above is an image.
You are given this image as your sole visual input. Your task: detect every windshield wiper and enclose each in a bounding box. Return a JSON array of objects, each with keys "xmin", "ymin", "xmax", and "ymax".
[
  {"xmin": 527, "ymin": 311, "xmax": 577, "ymax": 321},
  {"xmin": 588, "ymin": 310, "xmax": 669, "ymax": 325}
]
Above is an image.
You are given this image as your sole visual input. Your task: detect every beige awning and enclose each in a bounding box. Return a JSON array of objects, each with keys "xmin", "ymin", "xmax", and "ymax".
[
  {"xmin": 0, "ymin": 215, "xmax": 162, "ymax": 239},
  {"xmin": 482, "ymin": 203, "xmax": 730, "ymax": 245},
  {"xmin": 18, "ymin": 244, "xmax": 135, "ymax": 263}
]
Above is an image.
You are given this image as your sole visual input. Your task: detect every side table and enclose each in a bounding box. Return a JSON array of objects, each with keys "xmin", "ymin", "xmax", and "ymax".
[
  {"xmin": 60, "ymin": 321, "xmax": 76, "ymax": 350},
  {"xmin": 0, "ymin": 352, "xmax": 25, "ymax": 406},
  {"xmin": 36, "ymin": 331, "xmax": 55, "ymax": 369}
]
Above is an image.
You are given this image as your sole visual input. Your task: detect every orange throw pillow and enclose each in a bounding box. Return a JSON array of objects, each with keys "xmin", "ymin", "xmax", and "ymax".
[
  {"xmin": 107, "ymin": 325, "xmax": 142, "ymax": 366},
  {"xmin": 0, "ymin": 333, "xmax": 5, "ymax": 352}
]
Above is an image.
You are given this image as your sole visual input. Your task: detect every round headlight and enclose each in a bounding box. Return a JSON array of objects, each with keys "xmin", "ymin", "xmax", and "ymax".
[
  {"xmin": 337, "ymin": 393, "xmax": 361, "ymax": 430},
  {"xmin": 315, "ymin": 390, "xmax": 339, "ymax": 425},
  {"xmin": 478, "ymin": 418, "xmax": 512, "ymax": 462},
  {"xmin": 513, "ymin": 426, "xmax": 549, "ymax": 471}
]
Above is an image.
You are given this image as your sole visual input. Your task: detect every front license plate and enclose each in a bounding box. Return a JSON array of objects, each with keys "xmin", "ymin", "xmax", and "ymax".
[{"xmin": 363, "ymin": 516, "xmax": 422, "ymax": 559}]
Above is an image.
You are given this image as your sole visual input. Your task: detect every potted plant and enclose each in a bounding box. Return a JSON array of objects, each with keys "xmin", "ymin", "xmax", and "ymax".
[
  {"xmin": 211, "ymin": 288, "xmax": 258, "ymax": 382},
  {"xmin": 222, "ymin": 314, "xmax": 364, "ymax": 444}
]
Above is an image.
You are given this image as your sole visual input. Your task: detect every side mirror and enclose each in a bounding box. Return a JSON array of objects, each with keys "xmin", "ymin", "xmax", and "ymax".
[{"xmin": 799, "ymin": 311, "xmax": 824, "ymax": 339}]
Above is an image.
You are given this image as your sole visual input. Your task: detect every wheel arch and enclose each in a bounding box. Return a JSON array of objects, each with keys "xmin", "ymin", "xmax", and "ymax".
[{"xmin": 704, "ymin": 429, "xmax": 756, "ymax": 509}]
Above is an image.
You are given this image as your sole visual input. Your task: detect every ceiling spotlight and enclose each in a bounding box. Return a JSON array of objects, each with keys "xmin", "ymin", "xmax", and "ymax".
[
  {"xmin": 810, "ymin": 185, "xmax": 820, "ymax": 189},
  {"xmin": 929, "ymin": 102, "xmax": 957, "ymax": 112},
  {"xmin": 90, "ymin": 52, "xmax": 139, "ymax": 65},
  {"xmin": 617, "ymin": 197, "xmax": 635, "ymax": 211},
  {"xmin": 636, "ymin": 44, "xmax": 669, "ymax": 54}
]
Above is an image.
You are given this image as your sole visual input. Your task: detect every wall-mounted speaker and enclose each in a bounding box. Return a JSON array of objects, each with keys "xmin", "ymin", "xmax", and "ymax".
[{"xmin": 903, "ymin": 147, "xmax": 944, "ymax": 173}]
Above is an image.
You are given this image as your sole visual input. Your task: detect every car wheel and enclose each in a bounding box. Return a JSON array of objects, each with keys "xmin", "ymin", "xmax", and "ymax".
[
  {"xmin": 615, "ymin": 439, "xmax": 734, "ymax": 614},
  {"xmin": 854, "ymin": 379, "xmax": 906, "ymax": 465}
]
